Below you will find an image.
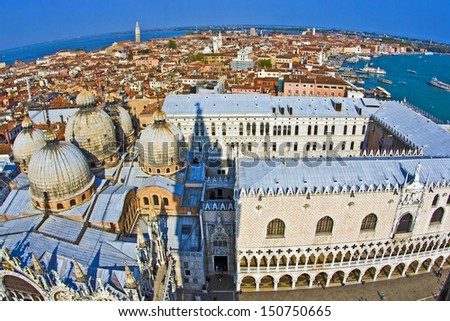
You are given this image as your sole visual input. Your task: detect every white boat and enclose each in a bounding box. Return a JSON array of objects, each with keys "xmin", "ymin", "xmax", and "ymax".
[
  {"xmin": 424, "ymin": 52, "xmax": 434, "ymax": 55},
  {"xmin": 358, "ymin": 55, "xmax": 371, "ymax": 61},
  {"xmin": 359, "ymin": 64, "xmax": 386, "ymax": 75},
  {"xmin": 428, "ymin": 77, "xmax": 450, "ymax": 91},
  {"xmin": 346, "ymin": 56, "xmax": 359, "ymax": 63},
  {"xmin": 375, "ymin": 86, "xmax": 391, "ymax": 98}
]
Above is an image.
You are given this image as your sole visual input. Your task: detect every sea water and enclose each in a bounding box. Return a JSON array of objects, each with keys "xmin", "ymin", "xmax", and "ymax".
[
  {"xmin": 345, "ymin": 54, "xmax": 450, "ymax": 122},
  {"xmin": 0, "ymin": 30, "xmax": 188, "ymax": 65}
]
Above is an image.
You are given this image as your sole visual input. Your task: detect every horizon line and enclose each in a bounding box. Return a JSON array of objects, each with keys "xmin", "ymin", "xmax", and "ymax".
[{"xmin": 0, "ymin": 24, "xmax": 448, "ymax": 54}]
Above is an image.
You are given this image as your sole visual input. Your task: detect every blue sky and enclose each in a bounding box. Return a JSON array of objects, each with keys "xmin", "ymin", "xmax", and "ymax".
[{"xmin": 1, "ymin": 0, "xmax": 449, "ymax": 50}]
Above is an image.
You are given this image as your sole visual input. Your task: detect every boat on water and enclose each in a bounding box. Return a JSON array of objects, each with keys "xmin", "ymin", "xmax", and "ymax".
[
  {"xmin": 378, "ymin": 78, "xmax": 393, "ymax": 85},
  {"xmin": 374, "ymin": 86, "xmax": 391, "ymax": 98},
  {"xmin": 424, "ymin": 52, "xmax": 434, "ymax": 55},
  {"xmin": 358, "ymin": 64, "xmax": 386, "ymax": 75},
  {"xmin": 406, "ymin": 69, "xmax": 417, "ymax": 74},
  {"xmin": 399, "ymin": 81, "xmax": 407, "ymax": 85},
  {"xmin": 346, "ymin": 56, "xmax": 359, "ymax": 63},
  {"xmin": 356, "ymin": 79, "xmax": 365, "ymax": 85},
  {"xmin": 358, "ymin": 55, "xmax": 371, "ymax": 61},
  {"xmin": 428, "ymin": 77, "xmax": 450, "ymax": 91}
]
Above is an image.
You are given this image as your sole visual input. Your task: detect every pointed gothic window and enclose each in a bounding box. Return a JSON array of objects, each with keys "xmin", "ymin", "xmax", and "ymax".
[
  {"xmin": 430, "ymin": 207, "xmax": 444, "ymax": 224},
  {"xmin": 396, "ymin": 213, "xmax": 413, "ymax": 234},
  {"xmin": 360, "ymin": 213, "xmax": 377, "ymax": 231},
  {"xmin": 316, "ymin": 216, "xmax": 333, "ymax": 234}
]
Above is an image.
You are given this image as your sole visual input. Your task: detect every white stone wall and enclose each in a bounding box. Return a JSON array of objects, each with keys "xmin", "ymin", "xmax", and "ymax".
[
  {"xmin": 168, "ymin": 115, "xmax": 368, "ymax": 159},
  {"xmin": 235, "ymin": 187, "xmax": 450, "ymax": 290},
  {"xmin": 236, "ymin": 187, "xmax": 450, "ymax": 248}
]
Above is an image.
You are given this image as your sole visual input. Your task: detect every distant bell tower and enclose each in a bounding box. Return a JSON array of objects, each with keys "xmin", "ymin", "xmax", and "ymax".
[{"xmin": 135, "ymin": 21, "xmax": 141, "ymax": 43}]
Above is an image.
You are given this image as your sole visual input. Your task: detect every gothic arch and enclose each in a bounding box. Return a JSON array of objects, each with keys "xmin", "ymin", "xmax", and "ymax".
[
  {"xmin": 296, "ymin": 273, "xmax": 311, "ymax": 287},
  {"xmin": 0, "ymin": 271, "xmax": 47, "ymax": 301},
  {"xmin": 268, "ymin": 255, "xmax": 278, "ymax": 269},
  {"xmin": 347, "ymin": 269, "xmax": 361, "ymax": 282},
  {"xmin": 378, "ymin": 265, "xmax": 392, "ymax": 279},
  {"xmin": 259, "ymin": 275, "xmax": 275, "ymax": 289},
  {"xmin": 249, "ymin": 256, "xmax": 258, "ymax": 268},
  {"xmin": 407, "ymin": 260, "xmax": 419, "ymax": 274},
  {"xmin": 360, "ymin": 213, "xmax": 377, "ymax": 231},
  {"xmin": 260, "ymin": 256, "xmax": 268, "ymax": 268},
  {"xmin": 419, "ymin": 258, "xmax": 432, "ymax": 272},
  {"xmin": 430, "ymin": 207, "xmax": 444, "ymax": 224},
  {"xmin": 334, "ymin": 251, "xmax": 343, "ymax": 264},
  {"xmin": 433, "ymin": 256, "xmax": 444, "ymax": 269},
  {"xmin": 278, "ymin": 255, "xmax": 288, "ymax": 269},
  {"xmin": 240, "ymin": 276, "xmax": 256, "ymax": 289},
  {"xmin": 277, "ymin": 274, "xmax": 293, "ymax": 289},
  {"xmin": 313, "ymin": 272, "xmax": 328, "ymax": 287},
  {"xmin": 362, "ymin": 267, "xmax": 377, "ymax": 281},
  {"xmin": 392, "ymin": 263, "xmax": 406, "ymax": 277},
  {"xmin": 288, "ymin": 255, "xmax": 297, "ymax": 267},
  {"xmin": 330, "ymin": 270, "xmax": 345, "ymax": 284},
  {"xmin": 239, "ymin": 257, "xmax": 248, "ymax": 269},
  {"xmin": 316, "ymin": 216, "xmax": 334, "ymax": 234},
  {"xmin": 325, "ymin": 252, "xmax": 334, "ymax": 264},
  {"xmin": 395, "ymin": 213, "xmax": 413, "ymax": 234}
]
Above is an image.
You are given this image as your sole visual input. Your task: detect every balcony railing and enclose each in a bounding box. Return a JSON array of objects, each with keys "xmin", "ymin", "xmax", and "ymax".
[{"xmin": 238, "ymin": 247, "xmax": 448, "ymax": 274}]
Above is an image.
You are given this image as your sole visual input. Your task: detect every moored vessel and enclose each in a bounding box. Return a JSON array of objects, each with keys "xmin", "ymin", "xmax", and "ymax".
[
  {"xmin": 378, "ymin": 78, "xmax": 393, "ymax": 85},
  {"xmin": 428, "ymin": 77, "xmax": 450, "ymax": 91}
]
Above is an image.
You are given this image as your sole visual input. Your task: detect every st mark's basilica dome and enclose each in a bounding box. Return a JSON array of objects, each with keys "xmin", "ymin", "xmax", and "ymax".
[
  {"xmin": 13, "ymin": 113, "xmax": 45, "ymax": 173},
  {"xmin": 65, "ymin": 89, "xmax": 119, "ymax": 168},
  {"xmin": 28, "ymin": 125, "xmax": 95, "ymax": 212},
  {"xmin": 138, "ymin": 107, "xmax": 185, "ymax": 176}
]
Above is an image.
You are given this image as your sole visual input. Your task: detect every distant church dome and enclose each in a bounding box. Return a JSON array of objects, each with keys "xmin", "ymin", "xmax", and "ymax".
[
  {"xmin": 138, "ymin": 107, "xmax": 185, "ymax": 175},
  {"xmin": 103, "ymin": 99, "xmax": 135, "ymax": 147},
  {"xmin": 65, "ymin": 90, "xmax": 119, "ymax": 169},
  {"xmin": 13, "ymin": 113, "xmax": 45, "ymax": 173},
  {"xmin": 28, "ymin": 126, "xmax": 95, "ymax": 212}
]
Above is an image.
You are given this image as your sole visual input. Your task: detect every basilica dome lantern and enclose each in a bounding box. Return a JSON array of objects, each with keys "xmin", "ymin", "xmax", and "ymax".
[
  {"xmin": 28, "ymin": 123, "xmax": 95, "ymax": 212},
  {"xmin": 65, "ymin": 89, "xmax": 119, "ymax": 169},
  {"xmin": 137, "ymin": 105, "xmax": 185, "ymax": 176},
  {"xmin": 13, "ymin": 112, "xmax": 45, "ymax": 173}
]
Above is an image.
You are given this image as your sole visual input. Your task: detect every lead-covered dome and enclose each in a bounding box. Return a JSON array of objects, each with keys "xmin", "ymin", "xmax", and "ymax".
[
  {"xmin": 65, "ymin": 90, "xmax": 119, "ymax": 168},
  {"xmin": 104, "ymin": 100, "xmax": 135, "ymax": 146},
  {"xmin": 138, "ymin": 108, "xmax": 185, "ymax": 175},
  {"xmin": 76, "ymin": 89, "xmax": 96, "ymax": 106},
  {"xmin": 13, "ymin": 113, "xmax": 45, "ymax": 172},
  {"xmin": 28, "ymin": 126, "xmax": 95, "ymax": 212}
]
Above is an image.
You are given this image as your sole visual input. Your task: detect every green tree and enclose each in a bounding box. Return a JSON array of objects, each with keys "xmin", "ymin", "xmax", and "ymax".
[
  {"xmin": 188, "ymin": 53, "xmax": 205, "ymax": 63},
  {"xmin": 259, "ymin": 59, "xmax": 272, "ymax": 68},
  {"xmin": 168, "ymin": 40, "xmax": 177, "ymax": 49}
]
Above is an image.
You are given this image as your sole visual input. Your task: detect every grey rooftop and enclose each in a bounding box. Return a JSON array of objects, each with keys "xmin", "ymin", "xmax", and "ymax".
[
  {"xmin": 371, "ymin": 101, "xmax": 450, "ymax": 157},
  {"xmin": 236, "ymin": 157, "xmax": 450, "ymax": 193},
  {"xmin": 162, "ymin": 94, "xmax": 375, "ymax": 118},
  {"xmin": 0, "ymin": 213, "xmax": 140, "ymax": 292}
]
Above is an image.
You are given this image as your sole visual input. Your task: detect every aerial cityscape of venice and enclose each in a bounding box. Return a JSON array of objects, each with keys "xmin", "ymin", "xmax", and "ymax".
[{"xmin": 0, "ymin": 0, "xmax": 449, "ymax": 306}]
